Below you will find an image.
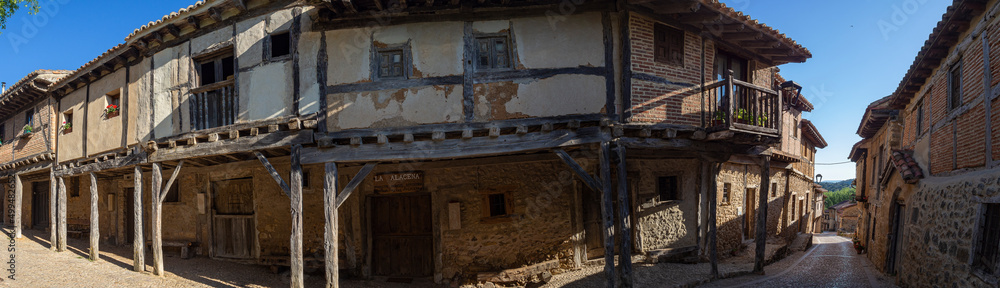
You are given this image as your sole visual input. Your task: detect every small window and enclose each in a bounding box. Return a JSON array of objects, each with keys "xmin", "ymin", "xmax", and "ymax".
[
  {"xmin": 657, "ymin": 176, "xmax": 679, "ymax": 201},
  {"xmin": 0, "ymin": 124, "xmax": 5, "ymax": 144},
  {"xmin": 475, "ymin": 36, "xmax": 511, "ymax": 70},
  {"xmin": 269, "ymin": 31, "xmax": 291, "ymax": 59},
  {"xmin": 69, "ymin": 177, "xmax": 80, "ymax": 197},
  {"xmin": 105, "ymin": 90, "xmax": 121, "ymax": 118},
  {"xmin": 654, "ymin": 23, "xmax": 685, "ymax": 66},
  {"xmin": 62, "ymin": 111, "xmax": 73, "ymax": 134},
  {"xmin": 164, "ymin": 182, "xmax": 180, "ymax": 203},
  {"xmin": 791, "ymin": 196, "xmax": 797, "ymax": 221},
  {"xmin": 488, "ymin": 193, "xmax": 507, "ymax": 217},
  {"xmin": 915, "ymin": 99, "xmax": 924, "ymax": 135},
  {"xmin": 949, "ymin": 61, "xmax": 962, "ymax": 110},
  {"xmin": 198, "ymin": 53, "xmax": 235, "ymax": 86},
  {"xmin": 974, "ymin": 203, "xmax": 1000, "ymax": 274},
  {"xmin": 302, "ymin": 170, "xmax": 310, "ymax": 188},
  {"xmin": 771, "ymin": 183, "xmax": 777, "ymax": 197},
  {"xmin": 377, "ymin": 49, "xmax": 405, "ymax": 79},
  {"xmin": 24, "ymin": 107, "xmax": 33, "ymax": 127},
  {"xmin": 721, "ymin": 183, "xmax": 731, "ymax": 204}
]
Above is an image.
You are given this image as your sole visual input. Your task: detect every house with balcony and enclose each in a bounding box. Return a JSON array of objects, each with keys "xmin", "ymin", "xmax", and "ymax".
[
  {"xmin": 6, "ymin": 0, "xmax": 816, "ymax": 287},
  {"xmin": 849, "ymin": 0, "xmax": 1000, "ymax": 286}
]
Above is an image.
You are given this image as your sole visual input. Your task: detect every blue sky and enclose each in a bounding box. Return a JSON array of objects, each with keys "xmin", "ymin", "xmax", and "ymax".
[{"xmin": 0, "ymin": 1, "xmax": 952, "ymax": 181}]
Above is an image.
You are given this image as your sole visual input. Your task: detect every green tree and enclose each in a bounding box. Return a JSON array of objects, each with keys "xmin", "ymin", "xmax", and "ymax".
[
  {"xmin": 823, "ymin": 187, "xmax": 856, "ymax": 210},
  {"xmin": 0, "ymin": 0, "xmax": 39, "ymax": 31}
]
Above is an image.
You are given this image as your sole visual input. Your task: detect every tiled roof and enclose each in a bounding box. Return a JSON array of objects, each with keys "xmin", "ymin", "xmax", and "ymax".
[
  {"xmin": 800, "ymin": 119, "xmax": 827, "ymax": 148},
  {"xmin": 890, "ymin": 149, "xmax": 923, "ymax": 184},
  {"xmin": 856, "ymin": 95, "xmax": 895, "ymax": 138},
  {"xmin": 1, "ymin": 69, "xmax": 70, "ymax": 98},
  {"xmin": 700, "ymin": 0, "xmax": 812, "ymax": 59},
  {"xmin": 848, "ymin": 139, "xmax": 867, "ymax": 162},
  {"xmin": 124, "ymin": 0, "xmax": 216, "ymax": 43}
]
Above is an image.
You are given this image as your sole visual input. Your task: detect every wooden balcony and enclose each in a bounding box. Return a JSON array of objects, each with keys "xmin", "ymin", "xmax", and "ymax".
[
  {"xmin": 190, "ymin": 79, "xmax": 237, "ymax": 131},
  {"xmin": 703, "ymin": 71, "xmax": 782, "ymax": 140}
]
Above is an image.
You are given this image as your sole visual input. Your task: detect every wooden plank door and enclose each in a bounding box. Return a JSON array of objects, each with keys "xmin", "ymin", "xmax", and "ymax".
[
  {"xmin": 582, "ymin": 184, "xmax": 604, "ymax": 259},
  {"xmin": 371, "ymin": 194, "xmax": 432, "ymax": 277},
  {"xmin": 212, "ymin": 178, "xmax": 256, "ymax": 259},
  {"xmin": 31, "ymin": 181, "xmax": 49, "ymax": 229}
]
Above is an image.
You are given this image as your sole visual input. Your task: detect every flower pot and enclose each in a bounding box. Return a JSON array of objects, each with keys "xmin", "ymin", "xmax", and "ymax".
[
  {"xmin": 106, "ymin": 111, "xmax": 119, "ymax": 118},
  {"xmin": 63, "ymin": 127, "xmax": 72, "ymax": 134},
  {"xmin": 711, "ymin": 119, "xmax": 725, "ymax": 127}
]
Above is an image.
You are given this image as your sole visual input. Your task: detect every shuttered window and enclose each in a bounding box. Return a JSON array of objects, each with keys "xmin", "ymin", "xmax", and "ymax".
[
  {"xmin": 192, "ymin": 50, "xmax": 236, "ymax": 130},
  {"xmin": 949, "ymin": 61, "xmax": 962, "ymax": 110},
  {"xmin": 654, "ymin": 23, "xmax": 685, "ymax": 66},
  {"xmin": 476, "ymin": 36, "xmax": 511, "ymax": 70}
]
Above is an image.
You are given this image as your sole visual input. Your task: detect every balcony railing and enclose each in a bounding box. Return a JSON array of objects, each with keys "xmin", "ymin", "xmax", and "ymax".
[
  {"xmin": 703, "ymin": 71, "xmax": 782, "ymax": 138},
  {"xmin": 190, "ymin": 79, "xmax": 237, "ymax": 131}
]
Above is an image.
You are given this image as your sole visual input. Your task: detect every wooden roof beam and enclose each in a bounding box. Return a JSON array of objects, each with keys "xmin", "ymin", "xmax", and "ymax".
[
  {"xmin": 186, "ymin": 16, "xmax": 201, "ymax": 29},
  {"xmin": 740, "ymin": 40, "xmax": 780, "ymax": 49},
  {"xmin": 647, "ymin": 0, "xmax": 701, "ymax": 14},
  {"xmin": 722, "ymin": 31, "xmax": 762, "ymax": 41},
  {"xmin": 232, "ymin": 0, "xmax": 247, "ymax": 12},
  {"xmin": 163, "ymin": 24, "xmax": 181, "ymax": 38},
  {"xmin": 208, "ymin": 7, "xmax": 223, "ymax": 22},
  {"xmin": 338, "ymin": 0, "xmax": 358, "ymax": 13},
  {"xmin": 373, "ymin": 0, "xmax": 385, "ymax": 11},
  {"xmin": 676, "ymin": 12, "xmax": 721, "ymax": 24}
]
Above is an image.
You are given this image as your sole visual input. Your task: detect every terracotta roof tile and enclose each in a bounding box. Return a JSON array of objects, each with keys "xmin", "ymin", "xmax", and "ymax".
[{"xmin": 890, "ymin": 149, "xmax": 923, "ymax": 184}]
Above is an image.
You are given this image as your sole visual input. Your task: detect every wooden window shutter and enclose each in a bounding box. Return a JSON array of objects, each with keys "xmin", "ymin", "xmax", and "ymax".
[
  {"xmin": 668, "ymin": 27, "xmax": 684, "ymax": 66},
  {"xmin": 654, "ymin": 23, "xmax": 684, "ymax": 66}
]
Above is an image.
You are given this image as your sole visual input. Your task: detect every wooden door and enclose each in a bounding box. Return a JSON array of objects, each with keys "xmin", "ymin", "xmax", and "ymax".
[
  {"xmin": 212, "ymin": 178, "xmax": 256, "ymax": 259},
  {"xmin": 744, "ymin": 188, "xmax": 756, "ymax": 239},
  {"xmin": 123, "ymin": 188, "xmax": 134, "ymax": 244},
  {"xmin": 371, "ymin": 194, "xmax": 432, "ymax": 277},
  {"xmin": 582, "ymin": 185, "xmax": 604, "ymax": 258},
  {"xmin": 31, "ymin": 181, "xmax": 49, "ymax": 229}
]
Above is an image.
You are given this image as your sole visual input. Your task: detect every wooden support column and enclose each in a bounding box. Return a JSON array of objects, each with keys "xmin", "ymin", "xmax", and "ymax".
[
  {"xmin": 133, "ymin": 165, "xmax": 144, "ymax": 272},
  {"xmin": 89, "ymin": 173, "xmax": 100, "ymax": 261},
  {"xmin": 753, "ymin": 155, "xmax": 771, "ymax": 274},
  {"xmin": 58, "ymin": 177, "xmax": 67, "ymax": 252},
  {"xmin": 614, "ymin": 144, "xmax": 633, "ymax": 287},
  {"xmin": 708, "ymin": 162, "xmax": 721, "ymax": 278},
  {"xmin": 290, "ymin": 145, "xmax": 304, "ymax": 288},
  {"xmin": 152, "ymin": 161, "xmax": 183, "ymax": 276},
  {"xmin": 50, "ymin": 169, "xmax": 57, "ymax": 251},
  {"xmin": 13, "ymin": 174, "xmax": 22, "ymax": 239},
  {"xmin": 599, "ymin": 142, "xmax": 615, "ymax": 288},
  {"xmin": 324, "ymin": 162, "xmax": 339, "ymax": 288}
]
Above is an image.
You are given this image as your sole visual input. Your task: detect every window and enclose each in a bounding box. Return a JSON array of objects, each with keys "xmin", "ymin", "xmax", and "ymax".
[
  {"xmin": 714, "ymin": 52, "xmax": 748, "ymax": 81},
  {"xmin": 771, "ymin": 183, "xmax": 777, "ymax": 197},
  {"xmin": 69, "ymin": 177, "xmax": 80, "ymax": 197},
  {"xmin": 193, "ymin": 50, "xmax": 236, "ymax": 130},
  {"xmin": 62, "ymin": 111, "xmax": 73, "ymax": 134},
  {"xmin": 164, "ymin": 182, "xmax": 180, "ymax": 203},
  {"xmin": 476, "ymin": 36, "xmax": 511, "ymax": 70},
  {"xmin": 915, "ymin": 99, "xmax": 924, "ymax": 135},
  {"xmin": 791, "ymin": 196, "xmax": 797, "ymax": 221},
  {"xmin": 949, "ymin": 61, "xmax": 962, "ymax": 110},
  {"xmin": 488, "ymin": 193, "xmax": 507, "ymax": 217},
  {"xmin": 975, "ymin": 203, "xmax": 1000, "ymax": 274},
  {"xmin": 654, "ymin": 23, "xmax": 685, "ymax": 66},
  {"xmin": 0, "ymin": 124, "xmax": 5, "ymax": 144},
  {"xmin": 377, "ymin": 49, "xmax": 406, "ymax": 79},
  {"xmin": 269, "ymin": 31, "xmax": 291, "ymax": 59},
  {"xmin": 24, "ymin": 107, "xmax": 33, "ymax": 128},
  {"xmin": 657, "ymin": 176, "xmax": 679, "ymax": 201},
  {"xmin": 106, "ymin": 89, "xmax": 121, "ymax": 118},
  {"xmin": 721, "ymin": 183, "xmax": 731, "ymax": 204}
]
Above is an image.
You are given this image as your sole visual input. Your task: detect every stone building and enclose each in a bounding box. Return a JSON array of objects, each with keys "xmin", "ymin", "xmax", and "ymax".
[
  {"xmin": 831, "ymin": 201, "xmax": 858, "ymax": 236},
  {"xmin": 821, "ymin": 208, "xmax": 837, "ymax": 232},
  {"xmin": 1, "ymin": 0, "xmax": 816, "ymax": 287},
  {"xmin": 849, "ymin": 0, "xmax": 1000, "ymax": 286}
]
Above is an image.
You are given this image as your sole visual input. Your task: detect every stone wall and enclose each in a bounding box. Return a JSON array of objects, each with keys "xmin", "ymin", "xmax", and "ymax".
[
  {"xmin": 897, "ymin": 168, "xmax": 1000, "ymax": 287},
  {"xmin": 631, "ymin": 158, "xmax": 701, "ymax": 252}
]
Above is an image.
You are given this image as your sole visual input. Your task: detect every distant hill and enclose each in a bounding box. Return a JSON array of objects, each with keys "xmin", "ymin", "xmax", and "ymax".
[{"xmin": 819, "ymin": 179, "xmax": 853, "ymax": 192}]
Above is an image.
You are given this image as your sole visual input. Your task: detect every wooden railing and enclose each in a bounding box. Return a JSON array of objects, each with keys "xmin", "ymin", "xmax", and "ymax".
[
  {"xmin": 703, "ymin": 70, "xmax": 782, "ymax": 138},
  {"xmin": 190, "ymin": 79, "xmax": 236, "ymax": 131}
]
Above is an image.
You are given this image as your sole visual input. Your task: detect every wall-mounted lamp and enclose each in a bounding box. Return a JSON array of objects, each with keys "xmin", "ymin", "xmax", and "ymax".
[
  {"xmin": 814, "ymin": 174, "xmax": 823, "ymax": 183},
  {"xmin": 780, "ymin": 80, "xmax": 803, "ymax": 111}
]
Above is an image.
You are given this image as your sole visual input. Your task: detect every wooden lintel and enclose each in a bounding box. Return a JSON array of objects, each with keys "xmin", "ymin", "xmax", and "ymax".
[
  {"xmin": 256, "ymin": 151, "xmax": 292, "ymax": 197},
  {"xmin": 335, "ymin": 162, "xmax": 377, "ymax": 209},
  {"xmin": 553, "ymin": 149, "xmax": 602, "ymax": 192}
]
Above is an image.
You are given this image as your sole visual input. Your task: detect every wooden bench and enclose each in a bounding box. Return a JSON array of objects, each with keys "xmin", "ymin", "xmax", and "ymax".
[
  {"xmin": 67, "ymin": 218, "xmax": 89, "ymax": 239},
  {"xmin": 145, "ymin": 240, "xmax": 199, "ymax": 259}
]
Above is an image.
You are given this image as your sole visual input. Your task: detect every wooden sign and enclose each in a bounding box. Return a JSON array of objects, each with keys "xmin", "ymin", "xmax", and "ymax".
[{"xmin": 373, "ymin": 171, "xmax": 424, "ymax": 194}]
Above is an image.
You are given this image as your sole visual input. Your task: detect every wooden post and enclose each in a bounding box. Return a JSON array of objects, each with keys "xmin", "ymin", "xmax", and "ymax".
[
  {"xmin": 754, "ymin": 155, "xmax": 771, "ymax": 274},
  {"xmin": 58, "ymin": 177, "xmax": 67, "ymax": 252},
  {"xmin": 151, "ymin": 163, "xmax": 163, "ymax": 276},
  {"xmin": 614, "ymin": 144, "xmax": 633, "ymax": 287},
  {"xmin": 50, "ymin": 169, "xmax": 57, "ymax": 251},
  {"xmin": 291, "ymin": 145, "xmax": 304, "ymax": 288},
  {"xmin": 134, "ymin": 165, "xmax": 144, "ymax": 272},
  {"xmin": 89, "ymin": 173, "xmax": 100, "ymax": 261},
  {"xmin": 324, "ymin": 162, "xmax": 339, "ymax": 288},
  {"xmin": 708, "ymin": 162, "xmax": 721, "ymax": 278},
  {"xmin": 599, "ymin": 142, "xmax": 615, "ymax": 288},
  {"xmin": 13, "ymin": 174, "xmax": 21, "ymax": 239},
  {"xmin": 725, "ymin": 70, "xmax": 735, "ymax": 126}
]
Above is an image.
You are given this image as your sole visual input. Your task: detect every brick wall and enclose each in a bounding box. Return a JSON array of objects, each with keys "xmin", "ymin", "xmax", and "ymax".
[{"xmin": 0, "ymin": 99, "xmax": 54, "ymax": 165}]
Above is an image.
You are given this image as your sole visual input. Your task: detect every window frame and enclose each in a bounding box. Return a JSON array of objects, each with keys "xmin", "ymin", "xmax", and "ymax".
[
  {"xmin": 915, "ymin": 99, "xmax": 924, "ymax": 135},
  {"xmin": 654, "ymin": 23, "xmax": 685, "ymax": 66},
  {"xmin": 267, "ymin": 31, "xmax": 292, "ymax": 61},
  {"xmin": 23, "ymin": 107, "xmax": 33, "ymax": 128},
  {"xmin": 948, "ymin": 60, "xmax": 963, "ymax": 111},
  {"xmin": 656, "ymin": 175, "xmax": 680, "ymax": 202},
  {"xmin": 481, "ymin": 190, "xmax": 513, "ymax": 222},
  {"xmin": 195, "ymin": 48, "xmax": 235, "ymax": 87},
  {"xmin": 373, "ymin": 44, "xmax": 412, "ymax": 81},
  {"xmin": 105, "ymin": 89, "xmax": 121, "ymax": 119},
  {"xmin": 192, "ymin": 48, "xmax": 237, "ymax": 131},
  {"xmin": 721, "ymin": 183, "xmax": 731, "ymax": 205},
  {"xmin": 973, "ymin": 203, "xmax": 1000, "ymax": 277},
  {"xmin": 62, "ymin": 110, "xmax": 73, "ymax": 134},
  {"xmin": 474, "ymin": 33, "xmax": 514, "ymax": 71}
]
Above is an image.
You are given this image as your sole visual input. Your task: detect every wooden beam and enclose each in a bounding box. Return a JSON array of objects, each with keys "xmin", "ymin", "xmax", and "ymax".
[
  {"xmin": 49, "ymin": 169, "xmax": 57, "ymax": 251},
  {"xmin": 58, "ymin": 176, "xmax": 67, "ymax": 252},
  {"xmin": 186, "ymin": 16, "xmax": 201, "ymax": 29},
  {"xmin": 648, "ymin": 1, "xmax": 700, "ymax": 14},
  {"xmin": 256, "ymin": 151, "xmax": 292, "ymax": 197},
  {"xmin": 708, "ymin": 162, "xmax": 720, "ymax": 278},
  {"xmin": 160, "ymin": 160, "xmax": 184, "ymax": 202},
  {"xmin": 675, "ymin": 12, "xmax": 720, "ymax": 24},
  {"xmin": 372, "ymin": 0, "xmax": 384, "ymax": 11},
  {"xmin": 149, "ymin": 130, "xmax": 313, "ymax": 163},
  {"xmin": 722, "ymin": 31, "xmax": 762, "ymax": 41},
  {"xmin": 89, "ymin": 173, "xmax": 100, "ymax": 261},
  {"xmin": 290, "ymin": 144, "xmax": 304, "ymax": 288},
  {"xmin": 133, "ymin": 166, "xmax": 144, "ymax": 272},
  {"xmin": 553, "ymin": 149, "xmax": 602, "ymax": 192},
  {"xmin": 232, "ymin": 0, "xmax": 248, "ymax": 12},
  {"xmin": 324, "ymin": 162, "xmax": 339, "ymax": 288},
  {"xmin": 614, "ymin": 145, "xmax": 633, "ymax": 286},
  {"xmin": 598, "ymin": 142, "xmax": 615, "ymax": 288},
  {"xmin": 163, "ymin": 24, "xmax": 181, "ymax": 38},
  {"xmin": 13, "ymin": 174, "xmax": 21, "ymax": 239},
  {"xmin": 753, "ymin": 155, "xmax": 771, "ymax": 274},
  {"xmin": 335, "ymin": 162, "xmax": 377, "ymax": 209},
  {"xmin": 208, "ymin": 7, "xmax": 223, "ymax": 22}
]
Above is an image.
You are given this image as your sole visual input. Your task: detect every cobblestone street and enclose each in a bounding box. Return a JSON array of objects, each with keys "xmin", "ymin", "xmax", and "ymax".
[{"xmin": 699, "ymin": 232, "xmax": 897, "ymax": 288}]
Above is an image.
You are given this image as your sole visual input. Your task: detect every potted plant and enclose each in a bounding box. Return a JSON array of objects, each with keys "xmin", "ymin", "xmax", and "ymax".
[
  {"xmin": 853, "ymin": 239, "xmax": 866, "ymax": 254},
  {"xmin": 756, "ymin": 115, "xmax": 769, "ymax": 126},
  {"xmin": 735, "ymin": 108, "xmax": 751, "ymax": 124},
  {"xmin": 62, "ymin": 121, "xmax": 72, "ymax": 134},
  {"xmin": 22, "ymin": 124, "xmax": 33, "ymax": 136},
  {"xmin": 105, "ymin": 104, "xmax": 119, "ymax": 118},
  {"xmin": 711, "ymin": 111, "xmax": 727, "ymax": 127}
]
